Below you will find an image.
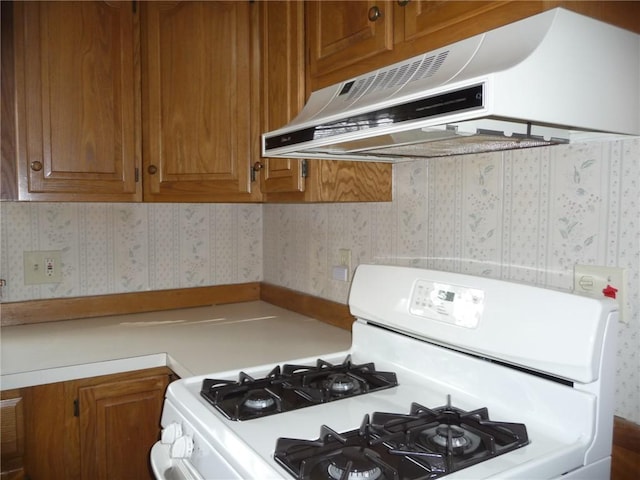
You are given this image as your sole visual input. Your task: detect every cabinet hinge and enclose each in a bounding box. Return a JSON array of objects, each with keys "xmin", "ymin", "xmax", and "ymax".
[
  {"xmin": 301, "ymin": 159, "xmax": 308, "ymax": 178},
  {"xmin": 135, "ymin": 167, "xmax": 139, "ymax": 182},
  {"xmin": 132, "ymin": 1, "xmax": 137, "ymax": 14},
  {"xmin": 73, "ymin": 398, "xmax": 79, "ymax": 417}
]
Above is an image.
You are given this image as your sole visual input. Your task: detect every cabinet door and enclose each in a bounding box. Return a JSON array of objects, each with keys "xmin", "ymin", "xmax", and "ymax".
[
  {"xmin": 0, "ymin": 390, "xmax": 25, "ymax": 480},
  {"xmin": 307, "ymin": 1, "xmax": 393, "ymax": 83},
  {"xmin": 398, "ymin": 1, "xmax": 546, "ymax": 60},
  {"xmin": 402, "ymin": 1, "xmax": 509, "ymax": 43},
  {"xmin": 259, "ymin": 0, "xmax": 305, "ymax": 194},
  {"xmin": 142, "ymin": 1, "xmax": 260, "ymax": 202},
  {"xmin": 12, "ymin": 1, "xmax": 141, "ymax": 202},
  {"xmin": 78, "ymin": 374, "xmax": 169, "ymax": 480}
]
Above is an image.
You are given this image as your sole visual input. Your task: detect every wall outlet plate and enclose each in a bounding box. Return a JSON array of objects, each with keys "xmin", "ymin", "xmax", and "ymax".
[
  {"xmin": 573, "ymin": 264, "xmax": 628, "ymax": 323},
  {"xmin": 24, "ymin": 250, "xmax": 63, "ymax": 285}
]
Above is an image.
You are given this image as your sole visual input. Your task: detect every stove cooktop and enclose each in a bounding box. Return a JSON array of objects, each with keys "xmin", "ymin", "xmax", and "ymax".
[
  {"xmin": 274, "ymin": 397, "xmax": 529, "ymax": 480},
  {"xmin": 200, "ymin": 355, "xmax": 398, "ymax": 421}
]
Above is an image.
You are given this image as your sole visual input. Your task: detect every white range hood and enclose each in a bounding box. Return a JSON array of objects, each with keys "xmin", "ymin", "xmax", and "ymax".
[{"xmin": 262, "ymin": 8, "xmax": 640, "ymax": 162}]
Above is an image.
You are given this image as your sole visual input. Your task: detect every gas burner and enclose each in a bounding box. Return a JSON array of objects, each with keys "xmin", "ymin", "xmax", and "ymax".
[
  {"xmin": 326, "ymin": 373, "xmax": 360, "ymax": 395},
  {"xmin": 326, "ymin": 447, "xmax": 383, "ymax": 480},
  {"xmin": 421, "ymin": 424, "xmax": 481, "ymax": 456},
  {"xmin": 242, "ymin": 389, "xmax": 277, "ymax": 411}
]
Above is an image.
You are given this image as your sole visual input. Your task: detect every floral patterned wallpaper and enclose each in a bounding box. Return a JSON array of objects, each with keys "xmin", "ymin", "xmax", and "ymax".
[
  {"xmin": 1, "ymin": 138, "xmax": 638, "ymax": 422},
  {"xmin": 263, "ymin": 138, "xmax": 640, "ymax": 423},
  {"xmin": 0, "ymin": 203, "xmax": 262, "ymax": 299}
]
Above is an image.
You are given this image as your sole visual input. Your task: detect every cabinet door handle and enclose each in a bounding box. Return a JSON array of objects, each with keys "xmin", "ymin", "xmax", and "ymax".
[
  {"xmin": 397, "ymin": 0, "xmax": 410, "ymax": 6},
  {"xmin": 368, "ymin": 5, "xmax": 382, "ymax": 22},
  {"xmin": 148, "ymin": 165, "xmax": 158, "ymax": 175},
  {"xmin": 250, "ymin": 162, "xmax": 263, "ymax": 182},
  {"xmin": 30, "ymin": 161, "xmax": 43, "ymax": 172}
]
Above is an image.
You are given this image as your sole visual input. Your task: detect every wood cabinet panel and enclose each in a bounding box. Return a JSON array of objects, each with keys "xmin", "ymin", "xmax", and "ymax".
[
  {"xmin": 612, "ymin": 416, "xmax": 640, "ymax": 480},
  {"xmin": 78, "ymin": 374, "xmax": 169, "ymax": 480},
  {"xmin": 18, "ymin": 368, "xmax": 171, "ymax": 480},
  {"xmin": 1, "ymin": 1, "xmax": 18, "ymax": 201},
  {"xmin": 0, "ymin": 390, "xmax": 25, "ymax": 480},
  {"xmin": 308, "ymin": 1, "xmax": 640, "ymax": 90},
  {"xmin": 261, "ymin": 160, "xmax": 391, "ymax": 203},
  {"xmin": 12, "ymin": 1, "xmax": 140, "ymax": 201},
  {"xmin": 401, "ymin": 1, "xmax": 511, "ymax": 42},
  {"xmin": 22, "ymin": 382, "xmax": 69, "ymax": 479},
  {"xmin": 141, "ymin": 1, "xmax": 260, "ymax": 202},
  {"xmin": 259, "ymin": 0, "xmax": 305, "ymax": 194},
  {"xmin": 260, "ymin": 0, "xmax": 392, "ymax": 203},
  {"xmin": 307, "ymin": 0, "xmax": 393, "ymax": 79}
]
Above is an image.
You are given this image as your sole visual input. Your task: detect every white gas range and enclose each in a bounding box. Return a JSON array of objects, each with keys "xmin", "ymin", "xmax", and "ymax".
[{"xmin": 151, "ymin": 264, "xmax": 618, "ymax": 479}]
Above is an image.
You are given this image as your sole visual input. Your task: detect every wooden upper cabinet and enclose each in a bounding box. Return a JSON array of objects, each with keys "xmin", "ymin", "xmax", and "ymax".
[
  {"xmin": 141, "ymin": 1, "xmax": 260, "ymax": 202},
  {"xmin": 394, "ymin": 0, "xmax": 544, "ymax": 60},
  {"xmin": 307, "ymin": 1, "xmax": 394, "ymax": 83},
  {"xmin": 306, "ymin": 0, "xmax": 539, "ymax": 89},
  {"xmin": 258, "ymin": 0, "xmax": 305, "ymax": 195},
  {"xmin": 307, "ymin": 1, "xmax": 640, "ymax": 90},
  {"xmin": 260, "ymin": 1, "xmax": 392, "ymax": 203},
  {"xmin": 12, "ymin": 1, "xmax": 141, "ymax": 201},
  {"xmin": 400, "ymin": 1, "xmax": 514, "ymax": 44}
]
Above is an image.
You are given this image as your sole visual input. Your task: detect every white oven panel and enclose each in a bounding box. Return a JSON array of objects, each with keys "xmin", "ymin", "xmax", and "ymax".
[{"xmin": 410, "ymin": 279, "xmax": 484, "ymax": 328}]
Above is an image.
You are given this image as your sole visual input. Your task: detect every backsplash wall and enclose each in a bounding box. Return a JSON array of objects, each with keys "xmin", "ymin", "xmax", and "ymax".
[
  {"xmin": 1, "ymin": 139, "xmax": 638, "ymax": 422},
  {"xmin": 263, "ymin": 138, "xmax": 640, "ymax": 423},
  {"xmin": 0, "ymin": 203, "xmax": 262, "ymax": 300}
]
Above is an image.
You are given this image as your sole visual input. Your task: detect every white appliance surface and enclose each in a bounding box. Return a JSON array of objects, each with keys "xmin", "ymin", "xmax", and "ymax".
[
  {"xmin": 262, "ymin": 8, "xmax": 640, "ymax": 162},
  {"xmin": 153, "ymin": 265, "xmax": 618, "ymax": 480}
]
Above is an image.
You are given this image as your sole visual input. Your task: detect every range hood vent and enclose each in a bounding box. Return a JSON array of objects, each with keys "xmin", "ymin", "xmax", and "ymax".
[{"xmin": 262, "ymin": 8, "xmax": 640, "ymax": 162}]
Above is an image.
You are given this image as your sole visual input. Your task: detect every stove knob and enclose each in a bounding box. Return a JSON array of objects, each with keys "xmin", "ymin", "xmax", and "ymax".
[
  {"xmin": 161, "ymin": 422, "xmax": 183, "ymax": 444},
  {"xmin": 170, "ymin": 435, "xmax": 194, "ymax": 459}
]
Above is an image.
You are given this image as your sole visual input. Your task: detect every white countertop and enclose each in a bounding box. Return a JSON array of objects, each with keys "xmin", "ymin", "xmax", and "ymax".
[{"xmin": 0, "ymin": 301, "xmax": 352, "ymax": 390}]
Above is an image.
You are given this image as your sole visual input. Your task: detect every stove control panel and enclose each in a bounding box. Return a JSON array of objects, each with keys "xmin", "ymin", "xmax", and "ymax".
[{"xmin": 410, "ymin": 280, "xmax": 484, "ymax": 328}]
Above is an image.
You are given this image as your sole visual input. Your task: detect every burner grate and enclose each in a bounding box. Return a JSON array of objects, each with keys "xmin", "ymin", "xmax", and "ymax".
[
  {"xmin": 274, "ymin": 397, "xmax": 529, "ymax": 480},
  {"xmin": 200, "ymin": 355, "xmax": 398, "ymax": 421}
]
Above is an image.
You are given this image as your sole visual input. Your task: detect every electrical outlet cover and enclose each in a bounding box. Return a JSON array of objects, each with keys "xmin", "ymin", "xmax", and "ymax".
[
  {"xmin": 24, "ymin": 250, "xmax": 63, "ymax": 285},
  {"xmin": 573, "ymin": 265, "xmax": 628, "ymax": 323}
]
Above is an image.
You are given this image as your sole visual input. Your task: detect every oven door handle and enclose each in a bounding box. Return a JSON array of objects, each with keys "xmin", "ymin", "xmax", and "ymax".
[{"xmin": 150, "ymin": 442, "xmax": 205, "ymax": 480}]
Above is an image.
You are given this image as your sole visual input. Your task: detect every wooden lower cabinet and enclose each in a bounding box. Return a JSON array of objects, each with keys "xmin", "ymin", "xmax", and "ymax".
[
  {"xmin": 17, "ymin": 367, "xmax": 172, "ymax": 480},
  {"xmin": 0, "ymin": 390, "xmax": 25, "ymax": 480}
]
